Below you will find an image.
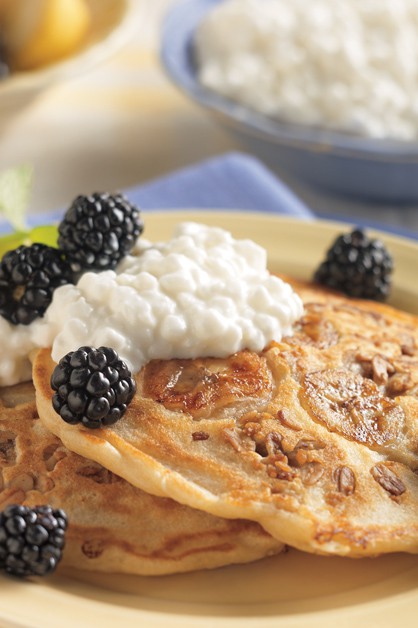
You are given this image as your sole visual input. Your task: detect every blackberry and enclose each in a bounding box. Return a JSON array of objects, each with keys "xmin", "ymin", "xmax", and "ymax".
[
  {"xmin": 0, "ymin": 243, "xmax": 74, "ymax": 325},
  {"xmin": 51, "ymin": 346, "xmax": 136, "ymax": 429},
  {"xmin": 313, "ymin": 228, "xmax": 393, "ymax": 301},
  {"xmin": 0, "ymin": 504, "xmax": 68, "ymax": 578},
  {"xmin": 58, "ymin": 192, "xmax": 144, "ymax": 273}
]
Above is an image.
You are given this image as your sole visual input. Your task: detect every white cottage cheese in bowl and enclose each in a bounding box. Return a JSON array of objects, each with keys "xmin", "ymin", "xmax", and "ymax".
[
  {"xmin": 194, "ymin": 0, "xmax": 418, "ymax": 140},
  {"xmin": 0, "ymin": 223, "xmax": 303, "ymax": 386}
]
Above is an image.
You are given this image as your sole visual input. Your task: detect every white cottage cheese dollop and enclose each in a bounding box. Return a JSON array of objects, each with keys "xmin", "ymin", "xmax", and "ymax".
[
  {"xmin": 195, "ymin": 0, "xmax": 418, "ymax": 140},
  {"xmin": 0, "ymin": 223, "xmax": 303, "ymax": 386}
]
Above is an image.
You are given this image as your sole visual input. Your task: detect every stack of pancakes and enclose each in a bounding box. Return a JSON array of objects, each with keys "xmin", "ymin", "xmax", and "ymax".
[
  {"xmin": 2, "ymin": 278, "xmax": 418, "ymax": 576},
  {"xmin": 0, "ymin": 381, "xmax": 283, "ymax": 575}
]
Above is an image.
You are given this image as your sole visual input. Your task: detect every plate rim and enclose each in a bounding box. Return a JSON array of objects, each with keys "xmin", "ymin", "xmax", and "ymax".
[{"xmin": 0, "ymin": 209, "xmax": 417, "ymax": 628}]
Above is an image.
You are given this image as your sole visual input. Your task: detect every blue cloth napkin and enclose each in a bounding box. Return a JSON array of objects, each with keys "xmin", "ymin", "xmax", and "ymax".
[
  {"xmin": 124, "ymin": 151, "xmax": 414, "ymax": 240},
  {"xmin": 127, "ymin": 152, "xmax": 313, "ymax": 218}
]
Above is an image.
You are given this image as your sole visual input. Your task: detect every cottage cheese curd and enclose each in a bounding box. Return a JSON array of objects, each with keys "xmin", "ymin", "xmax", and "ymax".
[
  {"xmin": 195, "ymin": 0, "xmax": 418, "ymax": 140},
  {"xmin": 0, "ymin": 223, "xmax": 303, "ymax": 386}
]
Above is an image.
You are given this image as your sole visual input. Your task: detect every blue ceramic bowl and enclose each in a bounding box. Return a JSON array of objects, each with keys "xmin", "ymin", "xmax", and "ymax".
[{"xmin": 160, "ymin": 0, "xmax": 418, "ymax": 203}]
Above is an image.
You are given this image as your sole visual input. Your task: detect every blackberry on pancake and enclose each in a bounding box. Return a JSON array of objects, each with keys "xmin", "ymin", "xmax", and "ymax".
[
  {"xmin": 50, "ymin": 346, "xmax": 136, "ymax": 429},
  {"xmin": 0, "ymin": 504, "xmax": 67, "ymax": 577},
  {"xmin": 58, "ymin": 192, "xmax": 144, "ymax": 274},
  {"xmin": 314, "ymin": 228, "xmax": 393, "ymax": 300},
  {"xmin": 0, "ymin": 243, "xmax": 73, "ymax": 325}
]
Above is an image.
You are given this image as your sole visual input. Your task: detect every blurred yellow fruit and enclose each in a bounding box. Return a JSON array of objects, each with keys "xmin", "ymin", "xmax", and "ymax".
[{"xmin": 0, "ymin": 0, "xmax": 91, "ymax": 71}]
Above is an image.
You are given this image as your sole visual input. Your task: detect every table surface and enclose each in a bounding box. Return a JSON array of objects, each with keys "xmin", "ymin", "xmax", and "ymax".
[{"xmin": 1, "ymin": 0, "xmax": 418, "ymax": 233}]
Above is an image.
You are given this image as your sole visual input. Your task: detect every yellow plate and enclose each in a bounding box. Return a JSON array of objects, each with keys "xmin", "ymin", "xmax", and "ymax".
[{"xmin": 1, "ymin": 211, "xmax": 417, "ymax": 628}]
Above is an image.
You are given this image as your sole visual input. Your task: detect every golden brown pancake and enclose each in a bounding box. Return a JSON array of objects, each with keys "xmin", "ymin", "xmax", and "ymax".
[
  {"xmin": 34, "ymin": 279, "xmax": 418, "ymax": 557},
  {"xmin": 0, "ymin": 381, "xmax": 283, "ymax": 575}
]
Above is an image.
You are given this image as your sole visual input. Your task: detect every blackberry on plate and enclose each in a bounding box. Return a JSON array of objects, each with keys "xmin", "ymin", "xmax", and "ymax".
[
  {"xmin": 313, "ymin": 228, "xmax": 393, "ymax": 301},
  {"xmin": 0, "ymin": 243, "xmax": 74, "ymax": 325},
  {"xmin": 58, "ymin": 192, "xmax": 144, "ymax": 274},
  {"xmin": 51, "ymin": 346, "xmax": 136, "ymax": 429},
  {"xmin": 0, "ymin": 504, "xmax": 68, "ymax": 578}
]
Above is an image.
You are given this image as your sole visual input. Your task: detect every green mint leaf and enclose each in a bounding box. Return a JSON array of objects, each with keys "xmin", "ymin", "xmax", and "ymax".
[
  {"xmin": 0, "ymin": 225, "xmax": 59, "ymax": 258},
  {"xmin": 0, "ymin": 164, "xmax": 33, "ymax": 231},
  {"xmin": 29, "ymin": 225, "xmax": 59, "ymax": 248},
  {"xmin": 0, "ymin": 231, "xmax": 30, "ymax": 258}
]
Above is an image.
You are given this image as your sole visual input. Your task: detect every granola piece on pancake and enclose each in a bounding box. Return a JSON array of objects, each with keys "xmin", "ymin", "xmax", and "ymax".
[
  {"xmin": 0, "ymin": 381, "xmax": 283, "ymax": 575},
  {"xmin": 33, "ymin": 280, "xmax": 418, "ymax": 557}
]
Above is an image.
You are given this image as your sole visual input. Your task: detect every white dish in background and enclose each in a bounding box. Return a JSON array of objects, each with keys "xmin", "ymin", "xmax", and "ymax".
[
  {"xmin": 160, "ymin": 0, "xmax": 418, "ymax": 203},
  {"xmin": 0, "ymin": 211, "xmax": 417, "ymax": 628}
]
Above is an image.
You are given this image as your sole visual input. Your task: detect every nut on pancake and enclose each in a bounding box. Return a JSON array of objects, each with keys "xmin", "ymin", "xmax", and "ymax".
[
  {"xmin": 0, "ymin": 381, "xmax": 283, "ymax": 575},
  {"xmin": 34, "ymin": 278, "xmax": 418, "ymax": 557}
]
